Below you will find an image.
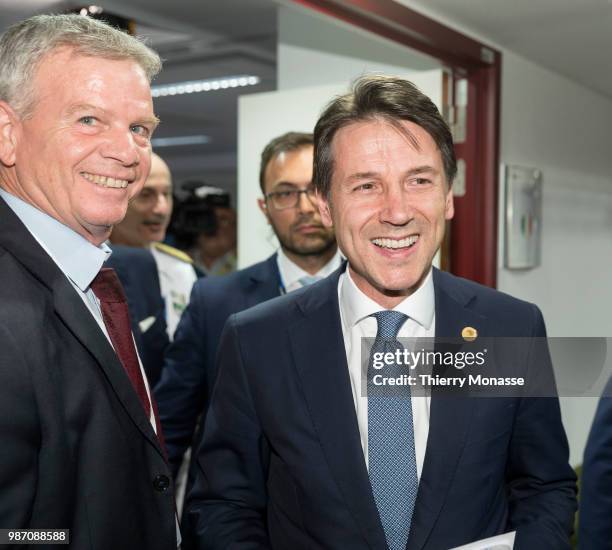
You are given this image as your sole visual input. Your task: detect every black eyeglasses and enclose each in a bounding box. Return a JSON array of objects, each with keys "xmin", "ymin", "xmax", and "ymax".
[{"xmin": 265, "ymin": 187, "xmax": 317, "ymax": 210}]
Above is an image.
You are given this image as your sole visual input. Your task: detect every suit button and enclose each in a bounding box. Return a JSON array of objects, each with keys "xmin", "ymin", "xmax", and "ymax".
[{"xmin": 153, "ymin": 474, "xmax": 170, "ymax": 492}]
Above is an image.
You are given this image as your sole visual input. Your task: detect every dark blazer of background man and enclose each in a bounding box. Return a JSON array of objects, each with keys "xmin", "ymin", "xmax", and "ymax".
[
  {"xmin": 155, "ymin": 132, "xmax": 339, "ymax": 475},
  {"xmin": 0, "ymin": 15, "xmax": 176, "ymax": 549},
  {"xmin": 184, "ymin": 76, "xmax": 577, "ymax": 549}
]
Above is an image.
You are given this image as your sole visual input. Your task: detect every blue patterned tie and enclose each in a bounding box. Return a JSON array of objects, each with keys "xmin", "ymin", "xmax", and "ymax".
[{"xmin": 368, "ymin": 311, "xmax": 418, "ymax": 550}]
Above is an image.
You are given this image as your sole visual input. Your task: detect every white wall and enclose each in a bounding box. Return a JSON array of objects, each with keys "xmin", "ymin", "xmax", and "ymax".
[
  {"xmin": 498, "ymin": 51, "xmax": 612, "ymax": 338},
  {"xmin": 497, "ymin": 51, "xmax": 612, "ymax": 466},
  {"xmin": 277, "ymin": 6, "xmax": 438, "ymax": 90},
  {"xmin": 397, "ymin": 0, "xmax": 612, "ymax": 465}
]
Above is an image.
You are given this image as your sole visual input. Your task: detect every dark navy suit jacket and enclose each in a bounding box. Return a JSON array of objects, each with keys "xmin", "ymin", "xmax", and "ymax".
[
  {"xmin": 185, "ymin": 266, "xmax": 577, "ymax": 549},
  {"xmin": 105, "ymin": 245, "xmax": 169, "ymax": 388},
  {"xmin": 578, "ymin": 376, "xmax": 612, "ymax": 549},
  {"xmin": 0, "ymin": 198, "xmax": 176, "ymax": 549},
  {"xmin": 155, "ymin": 254, "xmax": 281, "ymax": 473}
]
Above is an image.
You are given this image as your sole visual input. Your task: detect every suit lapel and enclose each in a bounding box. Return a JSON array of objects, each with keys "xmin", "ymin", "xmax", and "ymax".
[
  {"xmin": 290, "ymin": 271, "xmax": 387, "ymax": 550},
  {"xmin": 52, "ymin": 280, "xmax": 164, "ymax": 457},
  {"xmin": 0, "ymin": 199, "xmax": 164, "ymax": 459},
  {"xmin": 407, "ymin": 270, "xmax": 486, "ymax": 550},
  {"xmin": 244, "ymin": 253, "xmax": 282, "ymax": 308}
]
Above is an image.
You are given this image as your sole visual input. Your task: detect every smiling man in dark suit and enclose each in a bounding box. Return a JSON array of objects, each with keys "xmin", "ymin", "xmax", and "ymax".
[
  {"xmin": 185, "ymin": 76, "xmax": 577, "ymax": 549},
  {"xmin": 0, "ymin": 14, "xmax": 177, "ymax": 549}
]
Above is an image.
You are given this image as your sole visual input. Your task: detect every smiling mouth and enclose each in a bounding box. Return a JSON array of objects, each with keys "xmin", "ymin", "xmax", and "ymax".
[
  {"xmin": 372, "ymin": 235, "xmax": 419, "ymax": 249},
  {"xmin": 81, "ymin": 171, "xmax": 130, "ymax": 189}
]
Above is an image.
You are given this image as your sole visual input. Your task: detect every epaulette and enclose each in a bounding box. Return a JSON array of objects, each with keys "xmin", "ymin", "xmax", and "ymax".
[{"xmin": 153, "ymin": 242, "xmax": 193, "ymax": 264}]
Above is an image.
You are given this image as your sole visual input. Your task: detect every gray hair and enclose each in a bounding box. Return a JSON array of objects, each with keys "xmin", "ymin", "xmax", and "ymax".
[{"xmin": 0, "ymin": 14, "xmax": 162, "ymax": 117}]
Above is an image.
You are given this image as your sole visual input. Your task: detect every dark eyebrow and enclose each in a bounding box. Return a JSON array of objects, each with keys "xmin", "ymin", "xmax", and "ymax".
[
  {"xmin": 345, "ymin": 171, "xmax": 379, "ymax": 183},
  {"xmin": 405, "ymin": 165, "xmax": 438, "ymax": 176},
  {"xmin": 271, "ymin": 180, "xmax": 310, "ymax": 189},
  {"xmin": 345, "ymin": 166, "xmax": 439, "ymax": 182}
]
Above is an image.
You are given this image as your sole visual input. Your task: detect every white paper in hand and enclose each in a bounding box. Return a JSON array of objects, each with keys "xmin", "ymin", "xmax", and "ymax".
[{"xmin": 449, "ymin": 531, "xmax": 515, "ymax": 550}]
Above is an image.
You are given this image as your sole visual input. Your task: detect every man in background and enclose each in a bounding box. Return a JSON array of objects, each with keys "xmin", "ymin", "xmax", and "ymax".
[
  {"xmin": 111, "ymin": 151, "xmax": 198, "ymax": 337},
  {"xmin": 155, "ymin": 131, "xmax": 340, "ymax": 479},
  {"xmin": 0, "ymin": 14, "xmax": 177, "ymax": 547}
]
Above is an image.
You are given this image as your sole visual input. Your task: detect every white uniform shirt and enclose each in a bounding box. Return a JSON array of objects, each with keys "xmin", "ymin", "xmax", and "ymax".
[
  {"xmin": 338, "ymin": 266, "xmax": 435, "ymax": 479},
  {"xmin": 150, "ymin": 244, "xmax": 198, "ymax": 338}
]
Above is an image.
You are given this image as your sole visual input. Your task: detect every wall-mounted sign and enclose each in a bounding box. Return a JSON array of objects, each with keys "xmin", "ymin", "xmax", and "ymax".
[
  {"xmin": 453, "ymin": 159, "xmax": 466, "ymax": 197},
  {"xmin": 505, "ymin": 165, "xmax": 542, "ymax": 270}
]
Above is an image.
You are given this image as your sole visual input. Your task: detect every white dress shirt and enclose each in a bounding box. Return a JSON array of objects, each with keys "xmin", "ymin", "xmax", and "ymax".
[
  {"xmin": 277, "ymin": 247, "xmax": 342, "ymax": 293},
  {"xmin": 338, "ymin": 266, "xmax": 435, "ymax": 479}
]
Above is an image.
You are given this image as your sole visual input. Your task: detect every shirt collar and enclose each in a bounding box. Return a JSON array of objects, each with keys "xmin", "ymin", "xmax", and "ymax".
[
  {"xmin": 339, "ymin": 264, "xmax": 435, "ymax": 330},
  {"xmin": 0, "ymin": 188, "xmax": 111, "ymax": 291},
  {"xmin": 277, "ymin": 247, "xmax": 342, "ymax": 290}
]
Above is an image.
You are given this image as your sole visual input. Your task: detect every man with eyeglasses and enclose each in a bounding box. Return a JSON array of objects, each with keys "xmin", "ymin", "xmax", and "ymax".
[
  {"xmin": 154, "ymin": 132, "xmax": 340, "ymax": 485},
  {"xmin": 257, "ymin": 132, "xmax": 340, "ymax": 292}
]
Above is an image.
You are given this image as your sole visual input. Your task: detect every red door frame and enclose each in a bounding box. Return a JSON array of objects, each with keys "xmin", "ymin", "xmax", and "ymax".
[{"xmin": 292, "ymin": 0, "xmax": 501, "ymax": 287}]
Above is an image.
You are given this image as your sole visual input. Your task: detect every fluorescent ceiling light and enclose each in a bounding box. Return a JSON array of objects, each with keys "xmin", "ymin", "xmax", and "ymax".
[
  {"xmin": 152, "ymin": 75, "xmax": 260, "ymax": 98},
  {"xmin": 193, "ymin": 186, "xmax": 226, "ymax": 199},
  {"xmin": 151, "ymin": 135, "xmax": 210, "ymax": 147},
  {"xmin": 79, "ymin": 5, "xmax": 104, "ymax": 15}
]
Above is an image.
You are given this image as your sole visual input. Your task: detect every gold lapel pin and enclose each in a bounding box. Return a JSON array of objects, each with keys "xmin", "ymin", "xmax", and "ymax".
[{"xmin": 462, "ymin": 326, "xmax": 478, "ymax": 342}]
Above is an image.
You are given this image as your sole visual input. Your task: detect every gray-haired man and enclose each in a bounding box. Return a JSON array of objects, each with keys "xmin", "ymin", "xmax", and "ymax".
[{"xmin": 0, "ymin": 14, "xmax": 177, "ymax": 548}]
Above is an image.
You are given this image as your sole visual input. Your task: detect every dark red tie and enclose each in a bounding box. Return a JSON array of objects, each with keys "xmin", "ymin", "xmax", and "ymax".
[{"xmin": 91, "ymin": 268, "xmax": 165, "ymax": 452}]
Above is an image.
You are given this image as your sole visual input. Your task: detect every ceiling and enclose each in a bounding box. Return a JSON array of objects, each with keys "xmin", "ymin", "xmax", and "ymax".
[
  {"xmin": 406, "ymin": 0, "xmax": 612, "ymax": 101},
  {"xmin": 0, "ymin": 0, "xmax": 279, "ymax": 196},
  {"xmin": 2, "ymin": 0, "xmax": 612, "ymax": 196}
]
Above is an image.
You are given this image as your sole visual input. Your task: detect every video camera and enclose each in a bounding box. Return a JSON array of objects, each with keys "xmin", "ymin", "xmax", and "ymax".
[{"xmin": 169, "ymin": 181, "xmax": 231, "ymax": 248}]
